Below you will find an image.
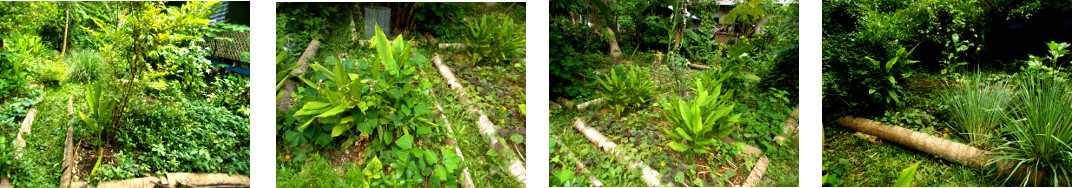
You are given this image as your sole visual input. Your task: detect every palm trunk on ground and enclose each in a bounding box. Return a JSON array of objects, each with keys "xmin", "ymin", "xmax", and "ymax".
[{"xmin": 836, "ymin": 116, "xmax": 1066, "ymax": 185}]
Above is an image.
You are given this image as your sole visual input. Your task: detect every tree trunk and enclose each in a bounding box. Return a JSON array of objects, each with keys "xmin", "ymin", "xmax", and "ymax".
[
  {"xmin": 61, "ymin": 4, "xmax": 69, "ymax": 56},
  {"xmin": 605, "ymin": 27, "xmax": 621, "ymax": 59},
  {"xmin": 836, "ymin": 116, "xmax": 1068, "ymax": 186}
]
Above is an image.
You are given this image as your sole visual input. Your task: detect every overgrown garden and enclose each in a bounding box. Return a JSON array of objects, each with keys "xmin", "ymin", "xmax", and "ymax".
[
  {"xmin": 823, "ymin": 0, "xmax": 1072, "ymax": 186},
  {"xmin": 275, "ymin": 3, "xmax": 527, "ymax": 187},
  {"xmin": 549, "ymin": 0, "xmax": 799, "ymax": 186},
  {"xmin": 0, "ymin": 1, "xmax": 250, "ymax": 187}
]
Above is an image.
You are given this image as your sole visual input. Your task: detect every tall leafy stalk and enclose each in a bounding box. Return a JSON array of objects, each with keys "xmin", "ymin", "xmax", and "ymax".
[{"xmin": 77, "ymin": 81, "xmax": 114, "ymax": 175}]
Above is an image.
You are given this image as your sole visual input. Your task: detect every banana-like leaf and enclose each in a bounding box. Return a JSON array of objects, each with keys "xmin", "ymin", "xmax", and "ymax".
[{"xmin": 667, "ymin": 141, "xmax": 690, "ymax": 152}]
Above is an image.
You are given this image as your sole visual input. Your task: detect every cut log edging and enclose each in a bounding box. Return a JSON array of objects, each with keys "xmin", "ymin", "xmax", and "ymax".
[
  {"xmin": 66, "ymin": 173, "xmax": 250, "ymax": 188},
  {"xmin": 836, "ymin": 116, "xmax": 1068, "ymax": 186},
  {"xmin": 276, "ymin": 38, "xmax": 322, "ymax": 112},
  {"xmin": 572, "ymin": 118, "xmax": 667, "ymax": 187},
  {"xmin": 433, "ymin": 100, "xmax": 476, "ymax": 188},
  {"xmin": 431, "ymin": 54, "xmax": 527, "ymax": 184},
  {"xmin": 551, "ymin": 136, "xmax": 604, "ymax": 187},
  {"xmin": 774, "ymin": 106, "xmax": 799, "ymax": 142}
]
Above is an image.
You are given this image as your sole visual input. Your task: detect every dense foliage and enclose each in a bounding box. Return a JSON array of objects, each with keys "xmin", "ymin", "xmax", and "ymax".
[
  {"xmin": 280, "ymin": 27, "xmax": 463, "ymax": 187},
  {"xmin": 114, "ymin": 101, "xmax": 249, "ymax": 175},
  {"xmin": 824, "ymin": 0, "xmax": 1072, "ymax": 186}
]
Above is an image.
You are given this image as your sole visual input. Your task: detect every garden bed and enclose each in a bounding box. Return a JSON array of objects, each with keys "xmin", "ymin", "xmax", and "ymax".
[
  {"xmin": 0, "ymin": 2, "xmax": 251, "ymax": 186},
  {"xmin": 549, "ymin": 61, "xmax": 799, "ymax": 186},
  {"xmin": 276, "ymin": 3, "xmax": 527, "ymax": 187}
]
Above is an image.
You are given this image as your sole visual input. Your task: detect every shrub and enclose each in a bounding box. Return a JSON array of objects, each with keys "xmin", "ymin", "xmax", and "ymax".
[
  {"xmin": 659, "ymin": 72, "xmax": 741, "ymax": 157},
  {"xmin": 207, "ymin": 73, "xmax": 249, "ymax": 115},
  {"xmin": 595, "ymin": 64, "xmax": 656, "ymax": 115},
  {"xmin": 33, "ymin": 59, "xmax": 67, "ymax": 84},
  {"xmin": 288, "ymin": 26, "xmax": 434, "ymax": 146},
  {"xmin": 550, "ymin": 20, "xmax": 608, "ymax": 99},
  {"xmin": 943, "ymin": 73, "xmax": 1013, "ymax": 147},
  {"xmin": 463, "ymin": 13, "xmax": 526, "ymax": 65},
  {"xmin": 284, "ymin": 27, "xmax": 463, "ymax": 186},
  {"xmin": 0, "ymin": 34, "xmax": 35, "ymax": 99},
  {"xmin": 66, "ymin": 49, "xmax": 106, "ymax": 83}
]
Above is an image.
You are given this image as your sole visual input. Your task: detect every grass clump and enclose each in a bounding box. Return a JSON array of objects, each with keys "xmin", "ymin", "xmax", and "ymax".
[
  {"xmin": 989, "ymin": 74, "xmax": 1072, "ymax": 186},
  {"xmin": 943, "ymin": 73, "xmax": 1013, "ymax": 147},
  {"xmin": 66, "ymin": 49, "xmax": 106, "ymax": 83}
]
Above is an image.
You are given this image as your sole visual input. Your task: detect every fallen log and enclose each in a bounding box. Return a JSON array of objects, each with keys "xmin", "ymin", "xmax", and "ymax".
[{"xmin": 836, "ymin": 116, "xmax": 1067, "ymax": 186}]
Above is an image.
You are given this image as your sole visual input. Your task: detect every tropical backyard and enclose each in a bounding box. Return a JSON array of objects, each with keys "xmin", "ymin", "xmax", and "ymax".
[
  {"xmin": 823, "ymin": 0, "xmax": 1072, "ymax": 187},
  {"xmin": 549, "ymin": 0, "xmax": 799, "ymax": 186},
  {"xmin": 274, "ymin": 2, "xmax": 528, "ymax": 187},
  {"xmin": 0, "ymin": 1, "xmax": 250, "ymax": 187}
]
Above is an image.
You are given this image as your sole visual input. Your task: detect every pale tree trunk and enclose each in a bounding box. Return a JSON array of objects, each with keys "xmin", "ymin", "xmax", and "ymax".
[
  {"xmin": 61, "ymin": 5, "xmax": 69, "ymax": 56},
  {"xmin": 606, "ymin": 27, "xmax": 621, "ymax": 59}
]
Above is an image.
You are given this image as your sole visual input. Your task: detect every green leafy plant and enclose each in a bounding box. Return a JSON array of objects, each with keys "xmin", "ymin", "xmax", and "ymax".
[
  {"xmin": 276, "ymin": 37, "xmax": 300, "ymax": 101},
  {"xmin": 659, "ymin": 74, "xmax": 741, "ymax": 157},
  {"xmin": 595, "ymin": 64, "xmax": 656, "ymax": 115},
  {"xmin": 989, "ymin": 74, "xmax": 1072, "ymax": 186},
  {"xmin": 0, "ymin": 35, "xmax": 34, "ymax": 99},
  {"xmin": 943, "ymin": 72, "xmax": 1013, "ymax": 147},
  {"xmin": 4, "ymin": 34, "xmax": 46, "ymax": 59},
  {"xmin": 116, "ymin": 100, "xmax": 249, "ymax": 175},
  {"xmin": 463, "ymin": 13, "xmax": 526, "ymax": 65},
  {"xmin": 1021, "ymin": 41, "xmax": 1071, "ymax": 79},
  {"xmin": 290, "ymin": 25, "xmax": 435, "ymax": 149},
  {"xmin": 863, "ymin": 46, "xmax": 918, "ymax": 106},
  {"xmin": 721, "ymin": 0, "xmax": 768, "ymax": 36},
  {"xmin": 893, "ymin": 161, "xmax": 921, "ymax": 187}
]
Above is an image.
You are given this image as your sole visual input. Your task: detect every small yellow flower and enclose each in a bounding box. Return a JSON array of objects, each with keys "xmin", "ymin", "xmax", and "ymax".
[
  {"xmin": 500, "ymin": 119, "xmax": 505, "ymax": 124},
  {"xmin": 661, "ymin": 161, "xmax": 665, "ymax": 167}
]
